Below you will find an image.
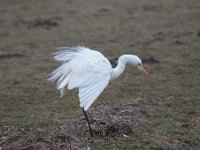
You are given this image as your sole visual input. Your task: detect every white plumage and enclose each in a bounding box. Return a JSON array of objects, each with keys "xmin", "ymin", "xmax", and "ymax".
[
  {"xmin": 49, "ymin": 46, "xmax": 112, "ymax": 110},
  {"xmin": 48, "ymin": 46, "xmax": 149, "ymax": 111}
]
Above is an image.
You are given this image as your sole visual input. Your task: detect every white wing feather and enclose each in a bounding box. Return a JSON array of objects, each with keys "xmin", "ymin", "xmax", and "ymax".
[
  {"xmin": 48, "ymin": 46, "xmax": 112, "ymax": 110},
  {"xmin": 79, "ymin": 77, "xmax": 110, "ymax": 110}
]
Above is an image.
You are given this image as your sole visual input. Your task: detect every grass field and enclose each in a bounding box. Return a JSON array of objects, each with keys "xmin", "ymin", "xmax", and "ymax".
[{"xmin": 0, "ymin": 0, "xmax": 200, "ymax": 149}]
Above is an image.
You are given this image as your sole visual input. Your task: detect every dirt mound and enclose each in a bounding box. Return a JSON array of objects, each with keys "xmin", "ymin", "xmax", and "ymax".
[{"xmin": 0, "ymin": 100, "xmax": 152, "ymax": 149}]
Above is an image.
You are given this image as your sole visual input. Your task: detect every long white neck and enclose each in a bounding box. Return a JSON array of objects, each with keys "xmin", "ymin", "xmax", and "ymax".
[
  {"xmin": 110, "ymin": 55, "xmax": 127, "ymax": 80},
  {"xmin": 110, "ymin": 54, "xmax": 141, "ymax": 80}
]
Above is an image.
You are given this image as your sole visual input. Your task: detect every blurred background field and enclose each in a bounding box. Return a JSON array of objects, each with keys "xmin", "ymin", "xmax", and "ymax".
[{"xmin": 0, "ymin": 0, "xmax": 200, "ymax": 149}]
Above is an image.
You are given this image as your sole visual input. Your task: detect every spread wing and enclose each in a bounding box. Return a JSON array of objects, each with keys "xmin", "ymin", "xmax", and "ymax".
[{"xmin": 48, "ymin": 46, "xmax": 112, "ymax": 110}]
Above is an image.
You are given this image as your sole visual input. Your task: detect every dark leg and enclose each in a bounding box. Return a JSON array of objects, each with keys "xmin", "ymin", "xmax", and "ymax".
[{"xmin": 83, "ymin": 108, "xmax": 94, "ymax": 137}]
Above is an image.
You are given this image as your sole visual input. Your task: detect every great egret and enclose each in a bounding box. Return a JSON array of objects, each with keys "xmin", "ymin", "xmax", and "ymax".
[{"xmin": 48, "ymin": 46, "xmax": 149, "ymax": 137}]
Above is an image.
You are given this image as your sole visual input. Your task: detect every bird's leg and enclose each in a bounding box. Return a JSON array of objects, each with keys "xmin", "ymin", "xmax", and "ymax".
[{"xmin": 83, "ymin": 108, "xmax": 94, "ymax": 137}]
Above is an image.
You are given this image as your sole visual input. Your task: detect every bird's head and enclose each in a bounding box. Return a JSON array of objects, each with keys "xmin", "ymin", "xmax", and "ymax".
[{"xmin": 126, "ymin": 55, "xmax": 149, "ymax": 76}]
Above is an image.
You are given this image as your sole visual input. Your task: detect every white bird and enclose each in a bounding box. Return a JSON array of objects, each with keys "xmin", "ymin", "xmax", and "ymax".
[{"xmin": 48, "ymin": 46, "xmax": 149, "ymax": 137}]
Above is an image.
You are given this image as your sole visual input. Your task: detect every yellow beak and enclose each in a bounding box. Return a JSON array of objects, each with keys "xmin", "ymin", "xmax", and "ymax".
[{"xmin": 138, "ymin": 64, "xmax": 149, "ymax": 76}]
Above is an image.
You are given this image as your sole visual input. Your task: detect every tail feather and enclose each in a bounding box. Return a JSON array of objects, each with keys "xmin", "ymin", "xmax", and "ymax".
[
  {"xmin": 57, "ymin": 73, "xmax": 72, "ymax": 89},
  {"xmin": 48, "ymin": 63, "xmax": 70, "ymax": 82},
  {"xmin": 60, "ymin": 88, "xmax": 66, "ymax": 98},
  {"xmin": 48, "ymin": 46, "xmax": 85, "ymax": 88},
  {"xmin": 48, "ymin": 46, "xmax": 90, "ymax": 98}
]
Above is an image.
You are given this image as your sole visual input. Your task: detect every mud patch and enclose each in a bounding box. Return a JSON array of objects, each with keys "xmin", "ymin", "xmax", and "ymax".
[
  {"xmin": 197, "ymin": 31, "xmax": 200, "ymax": 37},
  {"xmin": 0, "ymin": 53, "xmax": 25, "ymax": 60},
  {"xmin": 14, "ymin": 17, "xmax": 61, "ymax": 30},
  {"xmin": 174, "ymin": 40, "xmax": 184, "ymax": 45},
  {"xmin": 142, "ymin": 57, "xmax": 160, "ymax": 64}
]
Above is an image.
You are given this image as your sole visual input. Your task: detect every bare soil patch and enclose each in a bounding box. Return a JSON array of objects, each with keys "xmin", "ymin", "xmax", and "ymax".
[
  {"xmin": 14, "ymin": 17, "xmax": 61, "ymax": 30},
  {"xmin": 0, "ymin": 53, "xmax": 25, "ymax": 60}
]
